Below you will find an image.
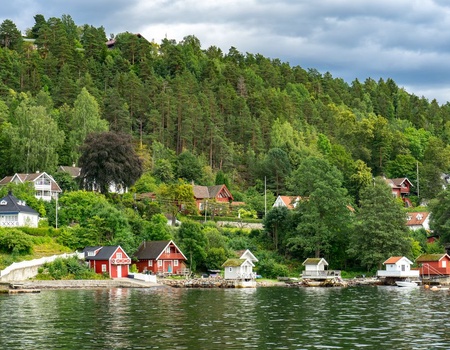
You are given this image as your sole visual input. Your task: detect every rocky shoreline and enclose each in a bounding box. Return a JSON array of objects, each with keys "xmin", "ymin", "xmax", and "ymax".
[{"xmin": 0, "ymin": 277, "xmax": 379, "ymax": 291}]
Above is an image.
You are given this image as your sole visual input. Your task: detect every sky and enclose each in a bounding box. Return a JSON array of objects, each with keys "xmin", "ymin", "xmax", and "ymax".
[{"xmin": 3, "ymin": 0, "xmax": 450, "ymax": 104}]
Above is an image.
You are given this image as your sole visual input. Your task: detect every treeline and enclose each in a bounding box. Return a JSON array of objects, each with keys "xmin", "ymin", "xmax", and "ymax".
[
  {"xmin": 0, "ymin": 14, "xmax": 449, "ymax": 201},
  {"xmin": 1, "ymin": 14, "xmax": 450, "ymax": 273}
]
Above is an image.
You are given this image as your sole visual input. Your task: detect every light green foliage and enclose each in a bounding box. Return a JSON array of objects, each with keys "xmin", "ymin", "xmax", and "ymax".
[
  {"xmin": 57, "ymin": 191, "xmax": 109, "ymax": 226},
  {"xmin": 37, "ymin": 256, "xmax": 105, "ymax": 280},
  {"xmin": 0, "ymin": 228, "xmax": 33, "ymax": 255},
  {"xmin": 142, "ymin": 213, "xmax": 173, "ymax": 241},
  {"xmin": 68, "ymin": 88, "xmax": 108, "ymax": 163},
  {"xmin": 7, "ymin": 99, "xmax": 64, "ymax": 173}
]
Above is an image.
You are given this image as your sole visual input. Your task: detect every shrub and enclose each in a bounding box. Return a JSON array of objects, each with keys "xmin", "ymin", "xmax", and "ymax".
[
  {"xmin": 257, "ymin": 258, "xmax": 289, "ymax": 279},
  {"xmin": 0, "ymin": 228, "xmax": 33, "ymax": 255}
]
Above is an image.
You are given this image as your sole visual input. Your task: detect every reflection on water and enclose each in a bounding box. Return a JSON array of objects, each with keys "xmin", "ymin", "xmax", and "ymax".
[{"xmin": 1, "ymin": 286, "xmax": 450, "ymax": 349}]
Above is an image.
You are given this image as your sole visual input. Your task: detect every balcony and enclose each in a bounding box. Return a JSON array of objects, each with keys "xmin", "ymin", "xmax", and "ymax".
[{"xmin": 111, "ymin": 258, "xmax": 131, "ymax": 265}]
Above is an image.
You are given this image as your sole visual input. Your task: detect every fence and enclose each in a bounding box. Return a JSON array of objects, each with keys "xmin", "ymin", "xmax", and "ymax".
[{"xmin": 0, "ymin": 251, "xmax": 84, "ymax": 282}]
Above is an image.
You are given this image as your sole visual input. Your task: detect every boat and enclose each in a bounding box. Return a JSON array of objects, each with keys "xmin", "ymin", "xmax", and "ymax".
[{"xmin": 395, "ymin": 279, "xmax": 418, "ymax": 287}]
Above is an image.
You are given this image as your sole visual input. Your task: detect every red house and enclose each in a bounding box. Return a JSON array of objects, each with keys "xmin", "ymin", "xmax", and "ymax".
[
  {"xmin": 385, "ymin": 177, "xmax": 414, "ymax": 207},
  {"xmin": 193, "ymin": 184, "xmax": 233, "ymax": 212},
  {"xmin": 83, "ymin": 245, "xmax": 131, "ymax": 278},
  {"xmin": 134, "ymin": 240, "xmax": 187, "ymax": 275},
  {"xmin": 416, "ymin": 253, "xmax": 450, "ymax": 276}
]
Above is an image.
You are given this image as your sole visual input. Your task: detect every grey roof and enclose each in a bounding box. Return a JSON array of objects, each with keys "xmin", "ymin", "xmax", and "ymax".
[
  {"xmin": 83, "ymin": 246, "xmax": 125, "ymax": 260},
  {"xmin": 134, "ymin": 240, "xmax": 171, "ymax": 260},
  {"xmin": 0, "ymin": 193, "xmax": 39, "ymax": 215}
]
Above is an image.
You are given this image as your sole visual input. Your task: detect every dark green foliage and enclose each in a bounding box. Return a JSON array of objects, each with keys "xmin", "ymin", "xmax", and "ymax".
[
  {"xmin": 348, "ymin": 177, "xmax": 412, "ymax": 270},
  {"xmin": 78, "ymin": 132, "xmax": 143, "ymax": 194}
]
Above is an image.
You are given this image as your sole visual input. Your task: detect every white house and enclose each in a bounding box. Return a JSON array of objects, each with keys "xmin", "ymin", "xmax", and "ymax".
[
  {"xmin": 0, "ymin": 172, "xmax": 61, "ymax": 202},
  {"xmin": 222, "ymin": 258, "xmax": 255, "ymax": 280},
  {"xmin": 0, "ymin": 192, "xmax": 39, "ymax": 227},
  {"xmin": 376, "ymin": 256, "xmax": 420, "ymax": 278},
  {"xmin": 406, "ymin": 212, "xmax": 430, "ymax": 231},
  {"xmin": 272, "ymin": 195, "xmax": 301, "ymax": 209}
]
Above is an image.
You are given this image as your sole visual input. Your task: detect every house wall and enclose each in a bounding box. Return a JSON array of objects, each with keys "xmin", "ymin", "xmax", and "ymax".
[
  {"xmin": 18, "ymin": 213, "xmax": 39, "ymax": 227},
  {"xmin": 419, "ymin": 259, "xmax": 450, "ymax": 275},
  {"xmin": 305, "ymin": 263, "xmax": 325, "ymax": 272},
  {"xmin": 386, "ymin": 261, "xmax": 411, "ymax": 272},
  {"xmin": 224, "ymin": 266, "xmax": 240, "ymax": 279}
]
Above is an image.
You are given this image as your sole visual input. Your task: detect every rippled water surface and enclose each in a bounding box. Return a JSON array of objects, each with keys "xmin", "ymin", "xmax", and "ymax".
[{"xmin": 1, "ymin": 286, "xmax": 449, "ymax": 349}]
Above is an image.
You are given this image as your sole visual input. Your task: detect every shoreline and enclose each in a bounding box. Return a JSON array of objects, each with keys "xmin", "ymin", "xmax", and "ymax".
[{"xmin": 1, "ymin": 276, "xmax": 379, "ymax": 291}]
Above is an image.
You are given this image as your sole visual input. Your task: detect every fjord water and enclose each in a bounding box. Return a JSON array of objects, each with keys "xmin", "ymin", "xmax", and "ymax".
[{"xmin": 1, "ymin": 286, "xmax": 449, "ymax": 349}]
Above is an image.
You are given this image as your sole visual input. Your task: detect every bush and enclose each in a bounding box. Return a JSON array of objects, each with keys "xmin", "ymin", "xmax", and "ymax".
[
  {"xmin": 257, "ymin": 258, "xmax": 289, "ymax": 279},
  {"xmin": 0, "ymin": 228, "xmax": 33, "ymax": 255},
  {"xmin": 36, "ymin": 257, "xmax": 105, "ymax": 280}
]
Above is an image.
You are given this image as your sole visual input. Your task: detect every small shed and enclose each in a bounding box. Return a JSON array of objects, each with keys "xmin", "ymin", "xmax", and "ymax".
[
  {"xmin": 222, "ymin": 258, "xmax": 255, "ymax": 280},
  {"xmin": 83, "ymin": 245, "xmax": 131, "ymax": 278},
  {"xmin": 301, "ymin": 258, "xmax": 340, "ymax": 279}
]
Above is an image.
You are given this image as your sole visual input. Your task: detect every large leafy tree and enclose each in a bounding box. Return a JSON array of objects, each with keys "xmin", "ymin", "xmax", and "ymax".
[
  {"xmin": 287, "ymin": 157, "xmax": 352, "ymax": 260},
  {"xmin": 177, "ymin": 220, "xmax": 207, "ymax": 271},
  {"xmin": 348, "ymin": 177, "xmax": 412, "ymax": 271},
  {"xmin": 78, "ymin": 131, "xmax": 143, "ymax": 194},
  {"xmin": 67, "ymin": 87, "xmax": 108, "ymax": 163},
  {"xmin": 429, "ymin": 189, "xmax": 450, "ymax": 245},
  {"xmin": 7, "ymin": 99, "xmax": 64, "ymax": 173}
]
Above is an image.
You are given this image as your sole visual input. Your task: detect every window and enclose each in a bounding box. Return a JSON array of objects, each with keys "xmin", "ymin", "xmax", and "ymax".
[
  {"xmin": 158, "ymin": 260, "xmax": 162, "ymax": 267},
  {"xmin": 88, "ymin": 251, "xmax": 95, "ymax": 257},
  {"xmin": 148, "ymin": 260, "xmax": 153, "ymax": 266},
  {"xmin": 0, "ymin": 200, "xmax": 7, "ymax": 206},
  {"xmin": 165, "ymin": 247, "xmax": 171, "ymax": 254},
  {"xmin": 229, "ymin": 267, "xmax": 232, "ymax": 272},
  {"xmin": 117, "ymin": 253, "xmax": 122, "ymax": 259},
  {"xmin": 174, "ymin": 260, "xmax": 178, "ymax": 266},
  {"xmin": 101, "ymin": 264, "xmax": 107, "ymax": 272},
  {"xmin": 442, "ymin": 261, "xmax": 447, "ymax": 268}
]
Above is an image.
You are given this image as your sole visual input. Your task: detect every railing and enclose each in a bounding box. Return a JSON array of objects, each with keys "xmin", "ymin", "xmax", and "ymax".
[
  {"xmin": 0, "ymin": 221, "xmax": 20, "ymax": 227},
  {"xmin": 236, "ymin": 272, "xmax": 257, "ymax": 280},
  {"xmin": 111, "ymin": 258, "xmax": 131, "ymax": 265},
  {"xmin": 377, "ymin": 270, "xmax": 420, "ymax": 278},
  {"xmin": 302, "ymin": 270, "xmax": 341, "ymax": 278}
]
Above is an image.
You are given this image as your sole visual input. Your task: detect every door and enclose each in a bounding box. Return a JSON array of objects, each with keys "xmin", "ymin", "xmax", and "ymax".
[{"xmin": 117, "ymin": 265, "xmax": 122, "ymax": 278}]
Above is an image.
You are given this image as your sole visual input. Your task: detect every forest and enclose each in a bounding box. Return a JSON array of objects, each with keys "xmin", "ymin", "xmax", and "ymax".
[{"xmin": 1, "ymin": 14, "xmax": 450, "ymax": 276}]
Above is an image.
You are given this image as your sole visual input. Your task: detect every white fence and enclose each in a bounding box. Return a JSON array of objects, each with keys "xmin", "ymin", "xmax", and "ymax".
[{"xmin": 0, "ymin": 251, "xmax": 84, "ymax": 281}]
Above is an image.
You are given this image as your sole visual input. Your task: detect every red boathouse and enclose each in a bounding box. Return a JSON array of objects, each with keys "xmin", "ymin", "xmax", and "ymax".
[{"xmin": 83, "ymin": 245, "xmax": 131, "ymax": 278}]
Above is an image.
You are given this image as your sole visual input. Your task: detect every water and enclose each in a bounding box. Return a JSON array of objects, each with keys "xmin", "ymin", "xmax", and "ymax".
[{"xmin": 0, "ymin": 286, "xmax": 449, "ymax": 349}]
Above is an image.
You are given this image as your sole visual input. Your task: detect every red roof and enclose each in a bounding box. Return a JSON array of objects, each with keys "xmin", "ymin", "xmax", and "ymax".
[{"xmin": 383, "ymin": 256, "xmax": 403, "ymax": 264}]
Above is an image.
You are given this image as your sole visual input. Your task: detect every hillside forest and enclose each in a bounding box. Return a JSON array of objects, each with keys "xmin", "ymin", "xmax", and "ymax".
[{"xmin": 1, "ymin": 14, "xmax": 450, "ymax": 276}]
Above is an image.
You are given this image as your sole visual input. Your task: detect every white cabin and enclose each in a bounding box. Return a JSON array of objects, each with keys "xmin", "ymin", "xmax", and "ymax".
[
  {"xmin": 222, "ymin": 259, "xmax": 256, "ymax": 280},
  {"xmin": 377, "ymin": 256, "xmax": 420, "ymax": 278}
]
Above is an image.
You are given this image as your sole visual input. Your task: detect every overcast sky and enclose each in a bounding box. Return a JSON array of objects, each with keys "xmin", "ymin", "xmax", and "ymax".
[{"xmin": 3, "ymin": 0, "xmax": 450, "ymax": 104}]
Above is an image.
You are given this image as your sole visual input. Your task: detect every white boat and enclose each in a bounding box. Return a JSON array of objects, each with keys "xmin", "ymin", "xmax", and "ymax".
[{"xmin": 395, "ymin": 280, "xmax": 418, "ymax": 287}]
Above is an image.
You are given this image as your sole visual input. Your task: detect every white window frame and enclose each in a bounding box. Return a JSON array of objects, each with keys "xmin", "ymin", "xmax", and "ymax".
[
  {"xmin": 174, "ymin": 260, "xmax": 178, "ymax": 266},
  {"xmin": 158, "ymin": 260, "xmax": 162, "ymax": 267},
  {"xmin": 116, "ymin": 252, "xmax": 122, "ymax": 259},
  {"xmin": 101, "ymin": 264, "xmax": 107, "ymax": 272},
  {"xmin": 148, "ymin": 260, "xmax": 153, "ymax": 266}
]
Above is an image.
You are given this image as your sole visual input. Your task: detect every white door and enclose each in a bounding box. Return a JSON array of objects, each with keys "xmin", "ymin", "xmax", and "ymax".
[{"xmin": 117, "ymin": 265, "xmax": 122, "ymax": 278}]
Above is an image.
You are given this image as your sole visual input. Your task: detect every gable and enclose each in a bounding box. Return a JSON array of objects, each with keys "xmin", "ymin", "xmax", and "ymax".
[{"xmin": 193, "ymin": 185, "xmax": 233, "ymax": 201}]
